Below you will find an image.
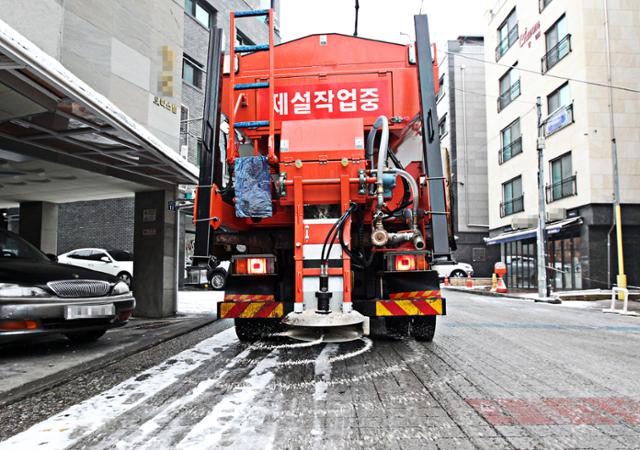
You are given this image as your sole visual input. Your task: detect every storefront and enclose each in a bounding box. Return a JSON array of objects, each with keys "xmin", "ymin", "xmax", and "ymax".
[{"xmin": 486, "ymin": 217, "xmax": 583, "ymax": 291}]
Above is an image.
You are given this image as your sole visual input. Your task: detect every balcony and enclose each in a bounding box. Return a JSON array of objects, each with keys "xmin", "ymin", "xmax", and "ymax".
[
  {"xmin": 499, "ymin": 136, "xmax": 523, "ymax": 164},
  {"xmin": 543, "ymin": 103, "xmax": 574, "ymax": 137},
  {"xmin": 495, "ymin": 24, "xmax": 519, "ymax": 61},
  {"xmin": 546, "ymin": 175, "xmax": 577, "ymax": 203},
  {"xmin": 500, "ymin": 195, "xmax": 524, "ymax": 218},
  {"xmin": 497, "ymin": 80, "xmax": 521, "ymax": 112},
  {"xmin": 542, "ymin": 34, "xmax": 572, "ymax": 73}
]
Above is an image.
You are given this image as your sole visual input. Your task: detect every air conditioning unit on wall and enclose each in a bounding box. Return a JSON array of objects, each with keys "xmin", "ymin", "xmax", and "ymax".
[
  {"xmin": 511, "ymin": 216, "xmax": 537, "ymax": 230},
  {"xmin": 546, "ymin": 209, "xmax": 566, "ymax": 222},
  {"xmin": 180, "ymin": 145, "xmax": 188, "ymax": 159}
]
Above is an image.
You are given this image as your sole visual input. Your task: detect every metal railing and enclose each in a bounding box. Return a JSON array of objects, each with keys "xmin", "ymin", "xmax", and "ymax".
[
  {"xmin": 542, "ymin": 34, "xmax": 572, "ymax": 73},
  {"xmin": 495, "ymin": 24, "xmax": 519, "ymax": 61},
  {"xmin": 546, "ymin": 174, "xmax": 577, "ymax": 203},
  {"xmin": 497, "ymin": 79, "xmax": 521, "ymax": 112},
  {"xmin": 500, "ymin": 195, "xmax": 524, "ymax": 217},
  {"xmin": 499, "ymin": 136, "xmax": 523, "ymax": 164}
]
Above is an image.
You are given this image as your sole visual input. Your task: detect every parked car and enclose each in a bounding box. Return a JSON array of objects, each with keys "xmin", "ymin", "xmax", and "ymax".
[
  {"xmin": 432, "ymin": 260, "xmax": 474, "ymax": 279},
  {"xmin": 0, "ymin": 230, "xmax": 135, "ymax": 343},
  {"xmin": 207, "ymin": 260, "xmax": 230, "ymax": 290},
  {"xmin": 58, "ymin": 248, "xmax": 133, "ymax": 285}
]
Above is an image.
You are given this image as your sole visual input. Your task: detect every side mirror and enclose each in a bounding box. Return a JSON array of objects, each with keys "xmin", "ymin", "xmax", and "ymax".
[
  {"xmin": 100, "ymin": 256, "xmax": 111, "ymax": 263},
  {"xmin": 46, "ymin": 253, "xmax": 58, "ymax": 262}
]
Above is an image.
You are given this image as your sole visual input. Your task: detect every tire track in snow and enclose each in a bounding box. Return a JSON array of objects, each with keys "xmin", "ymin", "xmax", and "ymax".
[
  {"xmin": 175, "ymin": 349, "xmax": 282, "ymax": 449},
  {"xmin": 311, "ymin": 344, "xmax": 340, "ymax": 442},
  {"xmin": 0, "ymin": 328, "xmax": 238, "ymax": 450}
]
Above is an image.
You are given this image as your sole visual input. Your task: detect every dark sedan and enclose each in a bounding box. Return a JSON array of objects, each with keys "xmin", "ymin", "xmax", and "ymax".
[{"xmin": 0, "ymin": 230, "xmax": 135, "ymax": 343}]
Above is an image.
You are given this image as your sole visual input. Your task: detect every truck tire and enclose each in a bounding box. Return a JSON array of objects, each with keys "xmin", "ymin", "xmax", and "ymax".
[
  {"xmin": 234, "ymin": 318, "xmax": 279, "ymax": 342},
  {"xmin": 411, "ymin": 316, "xmax": 436, "ymax": 342},
  {"xmin": 385, "ymin": 317, "xmax": 410, "ymax": 339}
]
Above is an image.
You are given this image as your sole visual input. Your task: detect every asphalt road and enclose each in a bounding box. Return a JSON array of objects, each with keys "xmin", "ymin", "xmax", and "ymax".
[{"xmin": 1, "ymin": 290, "xmax": 639, "ymax": 449}]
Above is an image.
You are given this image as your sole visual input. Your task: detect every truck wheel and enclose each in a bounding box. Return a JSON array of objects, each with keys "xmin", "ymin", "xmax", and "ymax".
[
  {"xmin": 385, "ymin": 317, "xmax": 410, "ymax": 339},
  {"xmin": 234, "ymin": 318, "xmax": 279, "ymax": 342},
  {"xmin": 209, "ymin": 271, "xmax": 226, "ymax": 290},
  {"xmin": 411, "ymin": 316, "xmax": 436, "ymax": 342}
]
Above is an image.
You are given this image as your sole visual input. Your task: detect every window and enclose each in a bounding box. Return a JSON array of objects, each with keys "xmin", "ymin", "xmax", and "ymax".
[
  {"xmin": 539, "ymin": 0, "xmax": 553, "ymax": 12},
  {"xmin": 543, "ymin": 15, "xmax": 571, "ymax": 72},
  {"xmin": 88, "ymin": 252, "xmax": 111, "ymax": 262},
  {"xmin": 185, "ymin": 0, "xmax": 213, "ymax": 28},
  {"xmin": 436, "ymin": 74, "xmax": 445, "ymax": 102},
  {"xmin": 235, "ymin": 29, "xmax": 254, "ymax": 47},
  {"xmin": 500, "ymin": 118, "xmax": 522, "ymax": 163},
  {"xmin": 180, "ymin": 105, "xmax": 189, "ymax": 147},
  {"xmin": 108, "ymin": 250, "xmax": 133, "ymax": 262},
  {"xmin": 183, "ymin": 56, "xmax": 203, "ymax": 89},
  {"xmin": 547, "ymin": 152, "xmax": 576, "ymax": 202},
  {"xmin": 495, "ymin": 8, "xmax": 518, "ymax": 61},
  {"xmin": 544, "ymin": 83, "xmax": 573, "ymax": 136},
  {"xmin": 501, "ymin": 176, "xmax": 524, "ymax": 217},
  {"xmin": 69, "ymin": 250, "xmax": 93, "ymax": 260},
  {"xmin": 498, "ymin": 65, "xmax": 520, "ymax": 112},
  {"xmin": 547, "ymin": 82, "xmax": 570, "ymax": 113},
  {"xmin": 439, "ymin": 114, "xmax": 448, "ymax": 139}
]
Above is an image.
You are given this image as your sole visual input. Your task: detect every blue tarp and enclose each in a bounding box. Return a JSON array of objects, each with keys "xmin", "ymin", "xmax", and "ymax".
[{"xmin": 234, "ymin": 156, "xmax": 272, "ymax": 218}]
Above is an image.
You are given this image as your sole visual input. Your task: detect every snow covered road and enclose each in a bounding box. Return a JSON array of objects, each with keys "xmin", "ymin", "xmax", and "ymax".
[{"xmin": 2, "ymin": 290, "xmax": 640, "ymax": 449}]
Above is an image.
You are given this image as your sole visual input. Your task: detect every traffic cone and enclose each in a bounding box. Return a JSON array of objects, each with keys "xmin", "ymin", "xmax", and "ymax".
[
  {"xmin": 444, "ymin": 276, "xmax": 450, "ymax": 287},
  {"xmin": 490, "ymin": 273, "xmax": 498, "ymax": 292},
  {"xmin": 496, "ymin": 275, "xmax": 508, "ymax": 293},
  {"xmin": 466, "ymin": 274, "xmax": 473, "ymax": 288}
]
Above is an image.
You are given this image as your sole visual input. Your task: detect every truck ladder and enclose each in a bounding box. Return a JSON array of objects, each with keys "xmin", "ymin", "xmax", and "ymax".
[{"xmin": 228, "ymin": 8, "xmax": 277, "ymax": 165}]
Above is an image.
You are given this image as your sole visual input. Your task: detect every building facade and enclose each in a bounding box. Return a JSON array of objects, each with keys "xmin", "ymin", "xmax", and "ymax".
[
  {"xmin": 485, "ymin": 0, "xmax": 640, "ymax": 290},
  {"xmin": 0, "ymin": 1, "xmax": 279, "ymax": 261},
  {"xmin": 437, "ymin": 36, "xmax": 499, "ymax": 277}
]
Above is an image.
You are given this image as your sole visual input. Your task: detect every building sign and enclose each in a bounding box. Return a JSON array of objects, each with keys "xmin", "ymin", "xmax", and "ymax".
[
  {"xmin": 544, "ymin": 104, "xmax": 573, "ymax": 136},
  {"xmin": 258, "ymin": 79, "xmax": 392, "ymax": 121},
  {"xmin": 159, "ymin": 45, "xmax": 175, "ymax": 96},
  {"xmin": 153, "ymin": 96, "xmax": 178, "ymax": 114},
  {"xmin": 519, "ymin": 21, "xmax": 541, "ymax": 48}
]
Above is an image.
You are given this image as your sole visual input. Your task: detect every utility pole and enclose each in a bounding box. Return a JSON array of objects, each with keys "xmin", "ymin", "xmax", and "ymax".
[
  {"xmin": 604, "ymin": 0, "xmax": 626, "ymax": 295},
  {"xmin": 535, "ymin": 97, "xmax": 556, "ymax": 303}
]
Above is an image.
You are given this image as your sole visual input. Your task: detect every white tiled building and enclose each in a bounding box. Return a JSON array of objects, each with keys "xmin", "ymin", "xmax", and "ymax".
[{"xmin": 484, "ymin": 0, "xmax": 640, "ymax": 290}]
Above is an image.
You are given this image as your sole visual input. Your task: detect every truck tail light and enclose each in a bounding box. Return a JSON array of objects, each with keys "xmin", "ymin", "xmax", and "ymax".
[
  {"xmin": 387, "ymin": 253, "xmax": 426, "ymax": 272},
  {"xmin": 233, "ymin": 255, "xmax": 276, "ymax": 275},
  {"xmin": 395, "ymin": 255, "xmax": 416, "ymax": 271}
]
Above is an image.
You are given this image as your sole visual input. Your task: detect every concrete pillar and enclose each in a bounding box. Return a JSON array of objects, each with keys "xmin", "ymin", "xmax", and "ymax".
[
  {"xmin": 19, "ymin": 201, "xmax": 58, "ymax": 254},
  {"xmin": 133, "ymin": 189, "xmax": 177, "ymax": 318}
]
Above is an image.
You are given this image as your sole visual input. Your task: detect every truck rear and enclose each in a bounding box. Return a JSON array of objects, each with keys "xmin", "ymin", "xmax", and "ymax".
[{"xmin": 192, "ymin": 10, "xmax": 454, "ymax": 342}]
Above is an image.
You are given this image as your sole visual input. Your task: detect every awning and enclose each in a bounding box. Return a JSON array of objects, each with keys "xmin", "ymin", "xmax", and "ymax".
[
  {"xmin": 485, "ymin": 216, "xmax": 583, "ymax": 246},
  {"xmin": 0, "ymin": 19, "xmax": 198, "ymax": 189}
]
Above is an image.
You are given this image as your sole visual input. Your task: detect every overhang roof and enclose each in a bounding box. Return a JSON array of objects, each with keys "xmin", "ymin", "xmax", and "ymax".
[
  {"xmin": 0, "ymin": 19, "xmax": 198, "ymax": 190},
  {"xmin": 485, "ymin": 217, "xmax": 583, "ymax": 246}
]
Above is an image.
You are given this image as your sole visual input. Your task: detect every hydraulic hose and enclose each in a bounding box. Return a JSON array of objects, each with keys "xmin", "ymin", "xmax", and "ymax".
[
  {"xmin": 387, "ymin": 168, "xmax": 419, "ymax": 225},
  {"xmin": 365, "ymin": 116, "xmax": 389, "ymax": 212}
]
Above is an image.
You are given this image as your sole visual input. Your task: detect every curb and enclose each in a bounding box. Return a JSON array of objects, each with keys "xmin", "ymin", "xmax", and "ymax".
[
  {"xmin": 0, "ymin": 316, "xmax": 217, "ymax": 408},
  {"xmin": 443, "ymin": 286, "xmax": 538, "ymax": 301}
]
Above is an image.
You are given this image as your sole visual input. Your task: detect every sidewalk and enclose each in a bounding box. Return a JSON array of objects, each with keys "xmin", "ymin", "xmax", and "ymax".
[
  {"xmin": 0, "ymin": 290, "xmax": 222, "ymax": 407},
  {"xmin": 443, "ymin": 285, "xmax": 640, "ymax": 313}
]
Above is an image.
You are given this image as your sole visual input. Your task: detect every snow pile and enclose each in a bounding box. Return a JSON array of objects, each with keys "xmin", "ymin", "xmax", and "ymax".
[{"xmin": 178, "ymin": 290, "xmax": 224, "ymax": 315}]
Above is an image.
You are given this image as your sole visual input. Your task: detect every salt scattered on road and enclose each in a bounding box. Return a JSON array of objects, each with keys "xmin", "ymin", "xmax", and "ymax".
[
  {"xmin": 0, "ymin": 328, "xmax": 237, "ymax": 450},
  {"xmin": 176, "ymin": 349, "xmax": 281, "ymax": 449}
]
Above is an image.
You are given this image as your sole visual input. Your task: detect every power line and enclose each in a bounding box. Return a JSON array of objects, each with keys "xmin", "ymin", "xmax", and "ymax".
[{"xmin": 446, "ymin": 51, "xmax": 640, "ymax": 95}]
